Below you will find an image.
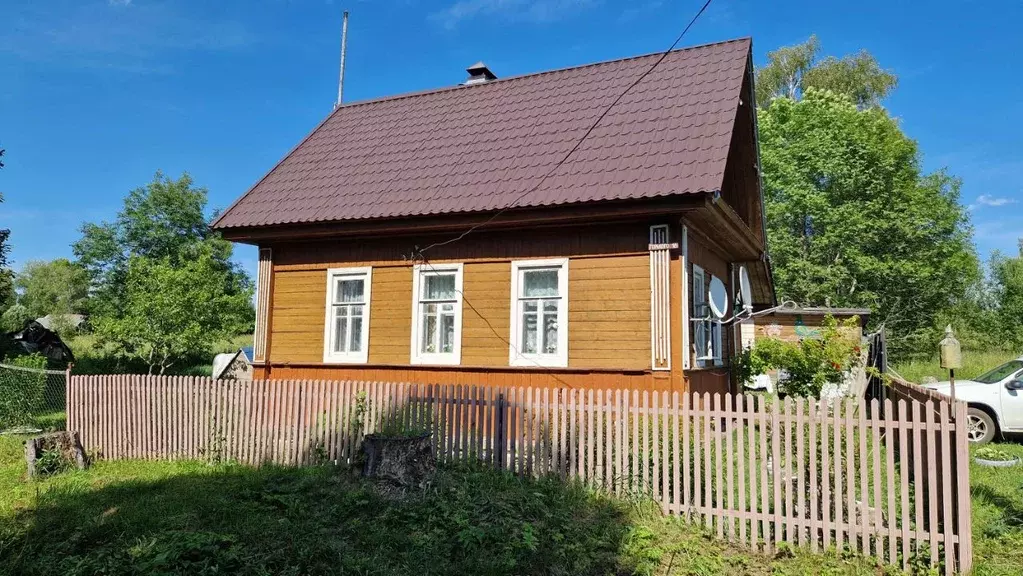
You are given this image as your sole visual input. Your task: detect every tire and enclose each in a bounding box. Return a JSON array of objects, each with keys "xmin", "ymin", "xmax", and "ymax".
[{"xmin": 966, "ymin": 407, "xmax": 997, "ymax": 444}]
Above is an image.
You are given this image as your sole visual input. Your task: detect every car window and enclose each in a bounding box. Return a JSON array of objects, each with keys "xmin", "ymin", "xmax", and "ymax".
[{"xmin": 975, "ymin": 360, "xmax": 1023, "ymax": 384}]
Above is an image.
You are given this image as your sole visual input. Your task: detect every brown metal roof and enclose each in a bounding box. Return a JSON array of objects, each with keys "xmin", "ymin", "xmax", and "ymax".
[{"xmin": 213, "ymin": 38, "xmax": 752, "ymax": 230}]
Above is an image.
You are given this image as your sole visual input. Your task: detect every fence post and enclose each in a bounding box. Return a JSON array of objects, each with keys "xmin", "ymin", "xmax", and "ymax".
[
  {"xmin": 495, "ymin": 393, "xmax": 506, "ymax": 470},
  {"xmin": 65, "ymin": 364, "xmax": 74, "ymax": 435},
  {"xmin": 954, "ymin": 400, "xmax": 973, "ymax": 573}
]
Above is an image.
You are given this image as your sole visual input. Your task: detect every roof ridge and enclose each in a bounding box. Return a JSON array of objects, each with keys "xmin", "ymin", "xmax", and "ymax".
[{"xmin": 335, "ymin": 36, "xmax": 752, "ymax": 111}]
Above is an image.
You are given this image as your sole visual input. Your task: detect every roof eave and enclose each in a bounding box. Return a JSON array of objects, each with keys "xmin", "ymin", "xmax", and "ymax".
[{"xmin": 215, "ymin": 193, "xmax": 716, "ymax": 244}]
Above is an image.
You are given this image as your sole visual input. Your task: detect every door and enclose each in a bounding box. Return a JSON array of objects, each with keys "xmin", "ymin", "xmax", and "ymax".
[{"xmin": 1000, "ymin": 367, "xmax": 1023, "ymax": 430}]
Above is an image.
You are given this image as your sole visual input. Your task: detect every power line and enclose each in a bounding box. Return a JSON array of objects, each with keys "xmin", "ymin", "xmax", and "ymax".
[
  {"xmin": 416, "ymin": 257, "xmax": 578, "ymax": 389},
  {"xmin": 412, "ymin": 0, "xmax": 715, "ymax": 261}
]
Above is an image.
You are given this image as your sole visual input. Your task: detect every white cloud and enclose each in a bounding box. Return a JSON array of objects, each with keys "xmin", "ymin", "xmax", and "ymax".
[
  {"xmin": 975, "ymin": 194, "xmax": 1017, "ymax": 207},
  {"xmin": 430, "ymin": 0, "xmax": 592, "ymax": 29},
  {"xmin": 108, "ymin": 0, "xmax": 132, "ymax": 6}
]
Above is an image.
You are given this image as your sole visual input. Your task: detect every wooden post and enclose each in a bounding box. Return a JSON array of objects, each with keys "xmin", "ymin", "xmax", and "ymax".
[{"xmin": 495, "ymin": 392, "xmax": 506, "ymax": 471}]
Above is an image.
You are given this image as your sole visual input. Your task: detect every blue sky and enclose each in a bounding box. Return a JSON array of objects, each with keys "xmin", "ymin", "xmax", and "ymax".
[{"xmin": 1, "ymin": 0, "xmax": 1021, "ymax": 281}]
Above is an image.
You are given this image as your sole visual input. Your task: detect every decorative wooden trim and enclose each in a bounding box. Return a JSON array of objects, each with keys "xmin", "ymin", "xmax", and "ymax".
[
  {"xmin": 649, "ymin": 225, "xmax": 671, "ymax": 371},
  {"xmin": 681, "ymin": 225, "xmax": 689, "ymax": 370},
  {"xmin": 253, "ymin": 248, "xmax": 273, "ymax": 363}
]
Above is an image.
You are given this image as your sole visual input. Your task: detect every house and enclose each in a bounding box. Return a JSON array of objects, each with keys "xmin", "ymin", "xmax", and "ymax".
[{"xmin": 212, "ymin": 38, "xmax": 774, "ymax": 394}]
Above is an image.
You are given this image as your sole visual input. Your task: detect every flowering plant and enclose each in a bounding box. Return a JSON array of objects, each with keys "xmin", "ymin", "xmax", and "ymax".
[{"xmin": 735, "ymin": 315, "xmax": 864, "ymax": 398}]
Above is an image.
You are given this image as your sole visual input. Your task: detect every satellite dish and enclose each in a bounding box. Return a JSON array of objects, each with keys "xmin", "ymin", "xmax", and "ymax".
[
  {"xmin": 708, "ymin": 276, "xmax": 729, "ymax": 319},
  {"xmin": 738, "ymin": 265, "xmax": 753, "ymax": 312}
]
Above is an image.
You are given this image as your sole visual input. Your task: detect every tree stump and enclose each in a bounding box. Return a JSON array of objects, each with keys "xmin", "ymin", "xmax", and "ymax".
[
  {"xmin": 24, "ymin": 431, "xmax": 87, "ymax": 479},
  {"xmin": 361, "ymin": 433, "xmax": 435, "ymax": 488}
]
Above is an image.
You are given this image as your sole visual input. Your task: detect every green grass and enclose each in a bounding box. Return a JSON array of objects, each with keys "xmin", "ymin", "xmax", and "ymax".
[
  {"xmin": 969, "ymin": 440, "xmax": 1023, "ymax": 576},
  {"xmin": 0, "ymin": 435, "xmax": 894, "ymax": 576},
  {"xmin": 893, "ymin": 350, "xmax": 1019, "ymax": 384},
  {"xmin": 66, "ymin": 333, "xmax": 254, "ymax": 377}
]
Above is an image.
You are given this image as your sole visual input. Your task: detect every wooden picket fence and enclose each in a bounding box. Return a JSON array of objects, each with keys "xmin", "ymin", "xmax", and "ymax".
[{"xmin": 66, "ymin": 375, "xmax": 973, "ymax": 573}]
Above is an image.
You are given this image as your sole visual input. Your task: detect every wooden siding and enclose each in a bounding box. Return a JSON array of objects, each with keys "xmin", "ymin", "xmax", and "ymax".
[
  {"xmin": 460, "ymin": 262, "xmax": 510, "ymax": 366},
  {"xmin": 269, "ymin": 270, "xmax": 324, "ymax": 364},
  {"xmin": 719, "ymin": 68, "xmax": 764, "ymax": 242},
  {"xmin": 568, "ymin": 255, "xmax": 649, "ymax": 369},
  {"xmin": 254, "ymin": 365, "xmax": 679, "ymax": 392},
  {"xmin": 267, "ymin": 253, "xmax": 651, "ymax": 371},
  {"xmin": 261, "ymin": 222, "xmax": 738, "ymax": 392},
  {"xmin": 754, "ymin": 312, "xmax": 865, "ymax": 344},
  {"xmin": 684, "ymin": 233, "xmax": 733, "ymax": 395}
]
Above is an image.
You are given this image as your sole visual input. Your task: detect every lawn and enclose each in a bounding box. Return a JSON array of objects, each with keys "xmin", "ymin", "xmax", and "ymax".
[
  {"xmin": 66, "ymin": 333, "xmax": 253, "ymax": 377},
  {"xmin": 968, "ymin": 440, "xmax": 1023, "ymax": 576},
  {"xmin": 893, "ymin": 350, "xmax": 1019, "ymax": 384},
  {"xmin": 0, "ymin": 435, "xmax": 895, "ymax": 576},
  {"xmin": 2, "ymin": 430, "xmax": 1020, "ymax": 576}
]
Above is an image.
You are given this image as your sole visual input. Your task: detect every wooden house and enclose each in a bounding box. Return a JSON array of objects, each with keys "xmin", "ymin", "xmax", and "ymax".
[{"xmin": 212, "ymin": 38, "xmax": 774, "ymax": 395}]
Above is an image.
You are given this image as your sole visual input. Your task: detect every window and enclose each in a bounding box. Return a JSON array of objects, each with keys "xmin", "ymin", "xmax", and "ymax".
[
  {"xmin": 510, "ymin": 259, "xmax": 568, "ymax": 367},
  {"xmin": 323, "ymin": 267, "xmax": 371, "ymax": 363},
  {"xmin": 411, "ymin": 264, "xmax": 463, "ymax": 365},
  {"xmin": 691, "ymin": 264, "xmax": 723, "ymax": 367},
  {"xmin": 975, "ymin": 360, "xmax": 1023, "ymax": 384}
]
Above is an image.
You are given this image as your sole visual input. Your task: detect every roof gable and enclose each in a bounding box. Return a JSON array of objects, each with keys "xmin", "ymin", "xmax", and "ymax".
[{"xmin": 213, "ymin": 38, "xmax": 752, "ymax": 230}]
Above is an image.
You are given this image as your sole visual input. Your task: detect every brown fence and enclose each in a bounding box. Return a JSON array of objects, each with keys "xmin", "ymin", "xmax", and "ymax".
[{"xmin": 67, "ymin": 375, "xmax": 973, "ymax": 574}]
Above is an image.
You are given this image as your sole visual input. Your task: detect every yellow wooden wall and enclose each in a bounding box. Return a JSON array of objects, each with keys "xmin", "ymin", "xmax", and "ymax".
[
  {"xmin": 268, "ymin": 253, "xmax": 650, "ymax": 371},
  {"xmin": 261, "ymin": 222, "xmax": 734, "ymax": 394}
]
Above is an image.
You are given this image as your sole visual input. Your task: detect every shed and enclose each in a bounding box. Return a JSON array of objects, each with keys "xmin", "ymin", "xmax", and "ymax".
[
  {"xmin": 744, "ymin": 306, "xmax": 871, "ymax": 398},
  {"xmin": 212, "ymin": 347, "xmax": 254, "ymax": 380},
  {"xmin": 746, "ymin": 306, "xmax": 870, "ymax": 348}
]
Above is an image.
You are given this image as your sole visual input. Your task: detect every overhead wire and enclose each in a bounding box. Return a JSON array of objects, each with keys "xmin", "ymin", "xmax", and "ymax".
[
  {"xmin": 407, "ymin": 0, "xmax": 718, "ymax": 386},
  {"xmin": 416, "ymin": 257, "xmax": 578, "ymax": 389},
  {"xmin": 411, "ymin": 0, "xmax": 716, "ymax": 262}
]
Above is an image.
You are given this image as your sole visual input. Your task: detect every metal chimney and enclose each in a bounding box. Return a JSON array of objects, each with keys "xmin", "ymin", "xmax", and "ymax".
[{"xmin": 464, "ymin": 61, "xmax": 497, "ymax": 85}]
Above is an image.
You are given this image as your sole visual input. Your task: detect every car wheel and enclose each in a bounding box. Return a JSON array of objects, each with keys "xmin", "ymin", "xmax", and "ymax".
[{"xmin": 966, "ymin": 408, "xmax": 996, "ymax": 444}]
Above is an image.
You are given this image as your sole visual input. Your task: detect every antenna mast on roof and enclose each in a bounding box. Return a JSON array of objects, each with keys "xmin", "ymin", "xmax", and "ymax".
[{"xmin": 335, "ymin": 10, "xmax": 349, "ymax": 109}]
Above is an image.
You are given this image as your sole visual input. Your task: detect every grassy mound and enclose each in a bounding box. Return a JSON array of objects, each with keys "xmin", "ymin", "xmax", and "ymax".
[{"xmin": 0, "ymin": 435, "xmax": 894, "ymax": 575}]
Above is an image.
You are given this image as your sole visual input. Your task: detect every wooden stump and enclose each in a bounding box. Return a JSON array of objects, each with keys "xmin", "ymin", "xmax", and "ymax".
[
  {"xmin": 24, "ymin": 431, "xmax": 87, "ymax": 479},
  {"xmin": 361, "ymin": 433, "xmax": 435, "ymax": 488}
]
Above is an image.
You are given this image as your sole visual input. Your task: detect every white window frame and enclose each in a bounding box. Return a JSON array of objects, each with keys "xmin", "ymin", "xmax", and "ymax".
[
  {"xmin": 509, "ymin": 258, "xmax": 569, "ymax": 368},
  {"xmin": 691, "ymin": 264, "xmax": 724, "ymax": 368},
  {"xmin": 323, "ymin": 267, "xmax": 372, "ymax": 364},
  {"xmin": 410, "ymin": 263, "xmax": 464, "ymax": 366}
]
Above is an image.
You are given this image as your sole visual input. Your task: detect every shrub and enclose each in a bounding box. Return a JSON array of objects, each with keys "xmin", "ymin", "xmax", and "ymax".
[
  {"xmin": 0, "ymin": 303, "xmax": 30, "ymax": 333},
  {"xmin": 735, "ymin": 315, "xmax": 863, "ymax": 398},
  {"xmin": 0, "ymin": 354, "xmax": 47, "ymax": 428}
]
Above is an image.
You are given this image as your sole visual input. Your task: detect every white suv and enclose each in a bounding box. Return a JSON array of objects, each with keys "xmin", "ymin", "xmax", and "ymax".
[{"xmin": 921, "ymin": 356, "xmax": 1023, "ymax": 444}]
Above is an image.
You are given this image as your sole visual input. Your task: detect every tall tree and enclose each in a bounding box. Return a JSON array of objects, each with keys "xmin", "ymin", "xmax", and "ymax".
[
  {"xmin": 756, "ymin": 35, "xmax": 897, "ymax": 108},
  {"xmin": 96, "ymin": 248, "xmax": 254, "ymax": 374},
  {"xmin": 990, "ymin": 241, "xmax": 1023, "ymax": 351},
  {"xmin": 73, "ymin": 172, "xmax": 252, "ymax": 324},
  {"xmin": 14, "ymin": 259, "xmax": 90, "ymax": 319},
  {"xmin": 758, "ymin": 89, "xmax": 978, "ymax": 357}
]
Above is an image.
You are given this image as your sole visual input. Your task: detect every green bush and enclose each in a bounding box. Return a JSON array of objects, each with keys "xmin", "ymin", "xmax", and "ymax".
[
  {"xmin": 735, "ymin": 315, "xmax": 863, "ymax": 398},
  {"xmin": 0, "ymin": 303, "xmax": 30, "ymax": 333},
  {"xmin": 0, "ymin": 354, "xmax": 47, "ymax": 428}
]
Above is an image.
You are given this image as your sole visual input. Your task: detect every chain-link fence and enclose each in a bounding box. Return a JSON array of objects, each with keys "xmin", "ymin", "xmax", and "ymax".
[{"xmin": 0, "ymin": 362, "xmax": 67, "ymax": 433}]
